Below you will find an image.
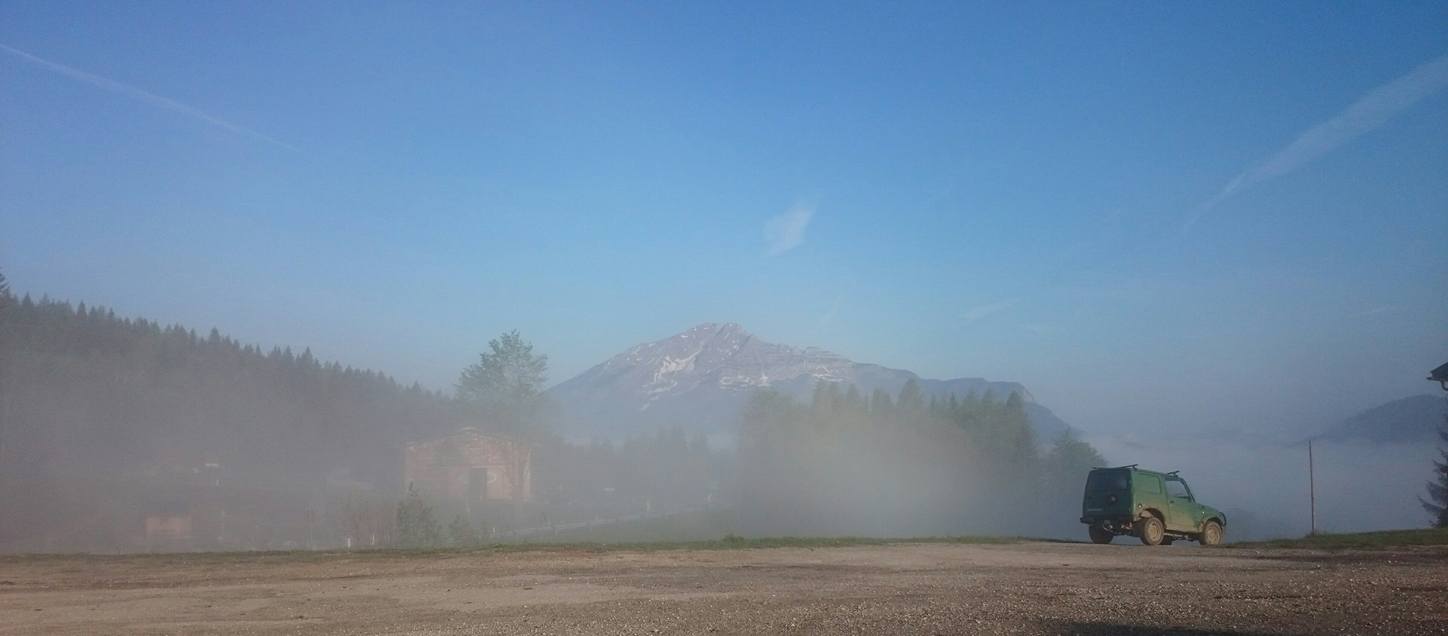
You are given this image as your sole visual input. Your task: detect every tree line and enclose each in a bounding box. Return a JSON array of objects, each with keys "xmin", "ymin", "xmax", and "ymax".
[{"xmin": 735, "ymin": 379, "xmax": 1105, "ymax": 537}]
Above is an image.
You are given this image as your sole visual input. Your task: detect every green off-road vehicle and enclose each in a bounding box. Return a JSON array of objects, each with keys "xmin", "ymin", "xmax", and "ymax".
[{"xmin": 1080, "ymin": 465, "xmax": 1226, "ymax": 546}]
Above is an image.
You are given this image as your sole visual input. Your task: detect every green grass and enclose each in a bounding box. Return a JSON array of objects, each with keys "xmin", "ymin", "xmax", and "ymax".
[
  {"xmin": 511, "ymin": 508, "xmax": 1020, "ymax": 550},
  {"xmin": 501, "ymin": 534, "xmax": 1020, "ymax": 552},
  {"xmin": 1231, "ymin": 527, "xmax": 1448, "ymax": 550},
  {"xmin": 0, "ymin": 534, "xmax": 1021, "ymax": 564},
  {"xmin": 539, "ymin": 508, "xmax": 738, "ymax": 543}
]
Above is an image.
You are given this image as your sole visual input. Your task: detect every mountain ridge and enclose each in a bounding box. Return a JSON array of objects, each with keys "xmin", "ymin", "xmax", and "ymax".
[
  {"xmin": 548, "ymin": 322, "xmax": 1069, "ymax": 441},
  {"xmin": 1309, "ymin": 393, "xmax": 1446, "ymax": 445}
]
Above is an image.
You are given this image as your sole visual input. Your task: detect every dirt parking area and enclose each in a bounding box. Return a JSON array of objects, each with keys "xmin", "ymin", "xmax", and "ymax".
[{"xmin": 1, "ymin": 541, "xmax": 1445, "ymax": 635}]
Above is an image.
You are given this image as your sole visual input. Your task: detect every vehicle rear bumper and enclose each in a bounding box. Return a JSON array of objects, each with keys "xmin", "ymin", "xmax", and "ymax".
[{"xmin": 1080, "ymin": 516, "xmax": 1134, "ymax": 533}]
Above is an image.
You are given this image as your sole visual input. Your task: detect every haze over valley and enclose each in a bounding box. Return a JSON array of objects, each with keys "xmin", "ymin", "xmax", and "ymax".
[
  {"xmin": 2, "ymin": 2, "xmax": 1447, "ymax": 558},
  {"xmin": 0, "ymin": 278, "xmax": 1441, "ymax": 552}
]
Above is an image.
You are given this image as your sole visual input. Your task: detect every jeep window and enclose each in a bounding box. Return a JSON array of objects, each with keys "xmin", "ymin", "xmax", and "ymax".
[
  {"xmin": 1139, "ymin": 476, "xmax": 1162, "ymax": 494},
  {"xmin": 1086, "ymin": 471, "xmax": 1128, "ymax": 491},
  {"xmin": 1165, "ymin": 479, "xmax": 1191, "ymax": 500}
]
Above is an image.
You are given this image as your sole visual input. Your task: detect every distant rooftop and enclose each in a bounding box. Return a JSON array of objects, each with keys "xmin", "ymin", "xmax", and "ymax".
[{"xmin": 1431, "ymin": 361, "xmax": 1448, "ymax": 390}]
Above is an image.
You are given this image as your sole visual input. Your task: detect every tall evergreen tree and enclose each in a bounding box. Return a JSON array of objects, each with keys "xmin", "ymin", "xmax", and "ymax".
[
  {"xmin": 1422, "ymin": 408, "xmax": 1448, "ymax": 528},
  {"xmin": 999, "ymin": 392, "xmax": 1040, "ymax": 486},
  {"xmin": 869, "ymin": 389, "xmax": 893, "ymax": 415},
  {"xmin": 396, "ymin": 484, "xmax": 441, "ymax": 548},
  {"xmin": 897, "ymin": 377, "xmax": 924, "ymax": 412},
  {"xmin": 1045, "ymin": 428, "xmax": 1106, "ymax": 485},
  {"xmin": 844, "ymin": 384, "xmax": 863, "ymax": 411}
]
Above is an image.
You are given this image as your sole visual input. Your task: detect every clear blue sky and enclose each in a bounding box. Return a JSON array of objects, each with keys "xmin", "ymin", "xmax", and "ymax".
[{"xmin": 2, "ymin": 2, "xmax": 1445, "ymax": 435}]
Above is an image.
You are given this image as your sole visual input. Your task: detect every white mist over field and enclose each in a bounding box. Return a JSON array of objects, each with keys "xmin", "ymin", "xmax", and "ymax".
[{"xmin": 1089, "ymin": 433, "xmax": 1439, "ymax": 539}]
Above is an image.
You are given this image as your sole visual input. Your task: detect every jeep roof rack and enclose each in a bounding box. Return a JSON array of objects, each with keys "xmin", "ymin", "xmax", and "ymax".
[{"xmin": 1100, "ymin": 464, "xmax": 1137, "ymax": 470}]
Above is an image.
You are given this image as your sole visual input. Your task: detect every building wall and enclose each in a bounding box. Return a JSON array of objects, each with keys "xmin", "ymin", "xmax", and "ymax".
[
  {"xmin": 403, "ymin": 430, "xmax": 532, "ymax": 504},
  {"xmin": 144, "ymin": 514, "xmax": 192, "ymax": 545}
]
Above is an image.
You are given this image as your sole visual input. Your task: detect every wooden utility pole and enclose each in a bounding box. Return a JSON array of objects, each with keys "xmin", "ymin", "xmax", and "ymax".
[{"xmin": 1308, "ymin": 439, "xmax": 1317, "ymax": 536}]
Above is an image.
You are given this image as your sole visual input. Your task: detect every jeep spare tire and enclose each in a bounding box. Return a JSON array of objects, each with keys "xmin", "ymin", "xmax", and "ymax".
[{"xmin": 1137, "ymin": 515, "xmax": 1165, "ymax": 546}]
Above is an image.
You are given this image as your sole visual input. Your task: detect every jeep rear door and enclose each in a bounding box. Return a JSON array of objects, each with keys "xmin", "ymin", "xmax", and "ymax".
[{"xmin": 1083, "ymin": 469, "xmax": 1132, "ymax": 518}]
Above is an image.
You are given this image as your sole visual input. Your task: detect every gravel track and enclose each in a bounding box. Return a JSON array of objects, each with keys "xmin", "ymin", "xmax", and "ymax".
[{"xmin": 1, "ymin": 542, "xmax": 1445, "ymax": 634}]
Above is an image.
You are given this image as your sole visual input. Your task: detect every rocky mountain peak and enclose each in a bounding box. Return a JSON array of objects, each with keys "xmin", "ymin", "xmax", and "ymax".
[{"xmin": 549, "ymin": 323, "xmax": 1069, "ymax": 441}]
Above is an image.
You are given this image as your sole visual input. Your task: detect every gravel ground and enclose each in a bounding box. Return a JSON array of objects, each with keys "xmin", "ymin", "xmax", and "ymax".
[{"xmin": 1, "ymin": 542, "xmax": 1445, "ymax": 635}]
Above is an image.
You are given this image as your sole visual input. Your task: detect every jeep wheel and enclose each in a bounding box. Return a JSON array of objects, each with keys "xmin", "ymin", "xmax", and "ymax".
[
  {"xmin": 1088, "ymin": 525, "xmax": 1113, "ymax": 544},
  {"xmin": 1137, "ymin": 516, "xmax": 1165, "ymax": 546},
  {"xmin": 1200, "ymin": 520, "xmax": 1224, "ymax": 546}
]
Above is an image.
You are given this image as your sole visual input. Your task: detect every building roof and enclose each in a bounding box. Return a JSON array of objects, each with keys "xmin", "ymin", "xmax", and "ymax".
[
  {"xmin": 405, "ymin": 427, "xmax": 526, "ymax": 450},
  {"xmin": 1430, "ymin": 361, "xmax": 1448, "ymax": 389}
]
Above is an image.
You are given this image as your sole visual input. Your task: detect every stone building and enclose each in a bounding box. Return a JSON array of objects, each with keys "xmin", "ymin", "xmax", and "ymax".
[{"xmin": 403, "ymin": 429, "xmax": 532, "ymax": 506}]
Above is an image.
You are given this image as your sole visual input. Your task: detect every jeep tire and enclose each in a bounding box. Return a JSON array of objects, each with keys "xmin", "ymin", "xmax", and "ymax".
[
  {"xmin": 1137, "ymin": 515, "xmax": 1165, "ymax": 546},
  {"xmin": 1200, "ymin": 520, "xmax": 1224, "ymax": 546},
  {"xmin": 1088, "ymin": 524, "xmax": 1114, "ymax": 544}
]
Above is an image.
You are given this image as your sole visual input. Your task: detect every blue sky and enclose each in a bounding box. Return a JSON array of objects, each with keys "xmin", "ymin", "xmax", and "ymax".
[{"xmin": 2, "ymin": 2, "xmax": 1445, "ymax": 435}]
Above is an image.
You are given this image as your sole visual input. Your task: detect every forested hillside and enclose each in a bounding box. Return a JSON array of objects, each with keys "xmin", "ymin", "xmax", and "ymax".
[
  {"xmin": 0, "ymin": 292, "xmax": 459, "ymax": 480},
  {"xmin": 0, "ymin": 277, "xmax": 727, "ymax": 552},
  {"xmin": 0, "ymin": 280, "xmax": 460, "ymax": 551}
]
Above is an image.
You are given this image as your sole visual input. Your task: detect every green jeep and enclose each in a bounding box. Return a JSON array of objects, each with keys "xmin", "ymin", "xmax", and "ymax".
[{"xmin": 1079, "ymin": 465, "xmax": 1226, "ymax": 546}]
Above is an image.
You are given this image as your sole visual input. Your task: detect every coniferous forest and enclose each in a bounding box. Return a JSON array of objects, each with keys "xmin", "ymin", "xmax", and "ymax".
[{"xmin": 0, "ymin": 286, "xmax": 462, "ymax": 551}]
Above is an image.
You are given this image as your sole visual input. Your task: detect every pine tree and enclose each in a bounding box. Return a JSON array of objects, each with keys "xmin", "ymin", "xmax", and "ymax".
[
  {"xmin": 447, "ymin": 514, "xmax": 477, "ymax": 547},
  {"xmin": 1003, "ymin": 392, "xmax": 1038, "ymax": 467},
  {"xmin": 869, "ymin": 389, "xmax": 893, "ymax": 415},
  {"xmin": 396, "ymin": 484, "xmax": 442, "ymax": 548},
  {"xmin": 897, "ymin": 378, "xmax": 923, "ymax": 412},
  {"xmin": 1422, "ymin": 409, "xmax": 1448, "ymax": 528},
  {"xmin": 1045, "ymin": 428, "xmax": 1106, "ymax": 487},
  {"xmin": 823, "ymin": 382, "xmax": 842, "ymax": 412},
  {"xmin": 843, "ymin": 385, "xmax": 863, "ymax": 411}
]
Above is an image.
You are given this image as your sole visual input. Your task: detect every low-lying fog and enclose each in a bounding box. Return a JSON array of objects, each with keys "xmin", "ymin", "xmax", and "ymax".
[{"xmin": 1089, "ymin": 434, "xmax": 1439, "ymax": 539}]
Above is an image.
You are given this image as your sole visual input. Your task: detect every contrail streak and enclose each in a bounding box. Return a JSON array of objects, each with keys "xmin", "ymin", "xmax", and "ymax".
[
  {"xmin": 1189, "ymin": 52, "xmax": 1448, "ymax": 229},
  {"xmin": 1, "ymin": 42, "xmax": 299, "ymax": 152}
]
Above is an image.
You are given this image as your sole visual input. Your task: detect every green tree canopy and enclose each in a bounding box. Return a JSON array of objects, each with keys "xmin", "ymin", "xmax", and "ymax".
[
  {"xmin": 396, "ymin": 484, "xmax": 441, "ymax": 548},
  {"xmin": 1045, "ymin": 428, "xmax": 1106, "ymax": 482},
  {"xmin": 456, "ymin": 330, "xmax": 549, "ymax": 432},
  {"xmin": 896, "ymin": 377, "xmax": 924, "ymax": 412}
]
